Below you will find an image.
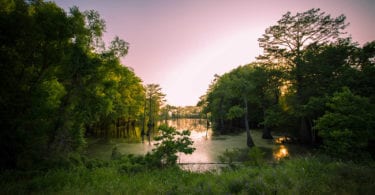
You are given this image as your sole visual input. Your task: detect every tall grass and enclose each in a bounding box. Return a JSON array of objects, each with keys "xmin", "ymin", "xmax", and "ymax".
[{"xmin": 1, "ymin": 156, "xmax": 374, "ymax": 194}]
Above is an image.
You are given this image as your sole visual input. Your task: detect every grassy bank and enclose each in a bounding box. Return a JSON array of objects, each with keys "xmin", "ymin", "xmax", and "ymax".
[{"xmin": 1, "ymin": 156, "xmax": 374, "ymax": 194}]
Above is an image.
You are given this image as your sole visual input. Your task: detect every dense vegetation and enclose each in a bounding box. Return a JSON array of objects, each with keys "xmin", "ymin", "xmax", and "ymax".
[
  {"xmin": 1, "ymin": 157, "xmax": 374, "ymax": 194},
  {"xmin": 1, "ymin": 1, "xmax": 374, "ymax": 194},
  {"xmin": 0, "ymin": 0, "xmax": 152, "ymax": 170},
  {"xmin": 200, "ymin": 8, "xmax": 375, "ymax": 159}
]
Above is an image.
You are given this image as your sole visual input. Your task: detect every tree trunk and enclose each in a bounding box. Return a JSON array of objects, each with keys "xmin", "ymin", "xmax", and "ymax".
[
  {"xmin": 261, "ymin": 106, "xmax": 273, "ymax": 139},
  {"xmin": 219, "ymin": 97, "xmax": 225, "ymax": 132},
  {"xmin": 116, "ymin": 118, "xmax": 120, "ymax": 138},
  {"xmin": 295, "ymin": 56, "xmax": 313, "ymax": 144},
  {"xmin": 299, "ymin": 117, "xmax": 312, "ymax": 144},
  {"xmin": 244, "ymin": 97, "xmax": 255, "ymax": 147},
  {"xmin": 262, "ymin": 126, "xmax": 273, "ymax": 139}
]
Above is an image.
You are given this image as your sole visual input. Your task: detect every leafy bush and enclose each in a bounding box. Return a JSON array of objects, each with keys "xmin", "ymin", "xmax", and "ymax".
[
  {"xmin": 218, "ymin": 149, "xmax": 240, "ymax": 164},
  {"xmin": 245, "ymin": 147, "xmax": 266, "ymax": 166},
  {"xmin": 111, "ymin": 146, "xmax": 122, "ymax": 160},
  {"xmin": 315, "ymin": 88, "xmax": 375, "ymax": 160},
  {"xmin": 218, "ymin": 147, "xmax": 266, "ymax": 167},
  {"xmin": 104, "ymin": 125, "xmax": 196, "ymax": 170},
  {"xmin": 150, "ymin": 124, "xmax": 195, "ymax": 167},
  {"xmin": 218, "ymin": 148, "xmax": 240, "ymax": 169}
]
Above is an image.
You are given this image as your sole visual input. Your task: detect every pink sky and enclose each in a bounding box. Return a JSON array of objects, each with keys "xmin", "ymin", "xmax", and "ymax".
[{"xmin": 53, "ymin": 0, "xmax": 375, "ymax": 106}]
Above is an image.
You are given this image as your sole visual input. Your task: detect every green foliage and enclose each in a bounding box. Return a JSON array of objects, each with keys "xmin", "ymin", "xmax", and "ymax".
[
  {"xmin": 106, "ymin": 124, "xmax": 196, "ymax": 170},
  {"xmin": 315, "ymin": 88, "xmax": 375, "ymax": 159},
  {"xmin": 0, "ymin": 0, "xmax": 145, "ymax": 170},
  {"xmin": 245, "ymin": 147, "xmax": 266, "ymax": 166},
  {"xmin": 262, "ymin": 104, "xmax": 287, "ymax": 127},
  {"xmin": 218, "ymin": 147, "xmax": 266, "ymax": 167},
  {"xmin": 142, "ymin": 84, "xmax": 166, "ymax": 140},
  {"xmin": 203, "ymin": 63, "xmax": 283, "ymax": 134},
  {"xmin": 151, "ymin": 124, "xmax": 195, "ymax": 167},
  {"xmin": 1, "ymin": 156, "xmax": 374, "ymax": 194},
  {"xmin": 258, "ymin": 8, "xmax": 348, "ymax": 64},
  {"xmin": 110, "ymin": 146, "xmax": 122, "ymax": 160},
  {"xmin": 218, "ymin": 148, "xmax": 240, "ymax": 168},
  {"xmin": 226, "ymin": 105, "xmax": 244, "ymax": 120},
  {"xmin": 1, "ymin": 0, "xmax": 374, "ymax": 172},
  {"xmin": 257, "ymin": 8, "xmax": 354, "ymax": 144}
]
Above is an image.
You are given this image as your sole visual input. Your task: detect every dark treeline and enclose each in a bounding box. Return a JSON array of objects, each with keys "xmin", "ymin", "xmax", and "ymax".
[
  {"xmin": 199, "ymin": 8, "xmax": 375, "ymax": 159},
  {"xmin": 0, "ymin": 0, "xmax": 167, "ymax": 170}
]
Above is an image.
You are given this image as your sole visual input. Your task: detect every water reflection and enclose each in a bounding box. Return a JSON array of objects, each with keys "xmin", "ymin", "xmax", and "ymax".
[
  {"xmin": 273, "ymin": 145, "xmax": 289, "ymax": 160},
  {"xmin": 165, "ymin": 119, "xmax": 209, "ymax": 132},
  {"xmin": 91, "ymin": 119, "xmax": 298, "ymax": 170},
  {"xmin": 172, "ymin": 120, "xmax": 293, "ymax": 163},
  {"xmin": 274, "ymin": 136, "xmax": 293, "ymax": 144}
]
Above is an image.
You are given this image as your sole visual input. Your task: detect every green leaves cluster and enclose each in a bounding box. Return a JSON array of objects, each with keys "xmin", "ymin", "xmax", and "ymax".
[
  {"xmin": 315, "ymin": 88, "xmax": 375, "ymax": 159},
  {"xmin": 112, "ymin": 124, "xmax": 196, "ymax": 169},
  {"xmin": 203, "ymin": 64, "xmax": 283, "ymax": 136},
  {"xmin": 151, "ymin": 124, "xmax": 195, "ymax": 167},
  {"xmin": 0, "ymin": 0, "xmax": 145, "ymax": 169},
  {"xmin": 200, "ymin": 8, "xmax": 375, "ymax": 159}
]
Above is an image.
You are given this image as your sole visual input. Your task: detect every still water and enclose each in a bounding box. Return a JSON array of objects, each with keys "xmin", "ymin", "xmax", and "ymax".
[{"xmin": 87, "ymin": 119, "xmax": 305, "ymax": 170}]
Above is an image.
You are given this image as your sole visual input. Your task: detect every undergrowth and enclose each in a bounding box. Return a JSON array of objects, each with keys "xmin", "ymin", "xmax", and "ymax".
[{"xmin": 1, "ymin": 156, "xmax": 374, "ymax": 194}]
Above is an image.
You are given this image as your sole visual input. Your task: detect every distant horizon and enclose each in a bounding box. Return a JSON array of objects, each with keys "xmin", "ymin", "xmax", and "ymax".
[{"xmin": 53, "ymin": 0, "xmax": 375, "ymax": 106}]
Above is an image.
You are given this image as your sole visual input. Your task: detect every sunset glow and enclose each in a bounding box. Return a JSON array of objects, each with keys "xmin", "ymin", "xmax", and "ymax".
[{"xmin": 53, "ymin": 0, "xmax": 375, "ymax": 106}]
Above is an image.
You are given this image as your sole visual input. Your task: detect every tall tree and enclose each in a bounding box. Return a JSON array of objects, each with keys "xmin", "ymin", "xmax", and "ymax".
[
  {"xmin": 204, "ymin": 74, "xmax": 234, "ymax": 132},
  {"xmin": 203, "ymin": 64, "xmax": 283, "ymax": 147},
  {"xmin": 226, "ymin": 68, "xmax": 256, "ymax": 147},
  {"xmin": 143, "ymin": 84, "xmax": 165, "ymax": 143},
  {"xmin": 250, "ymin": 65, "xmax": 284, "ymax": 139},
  {"xmin": 258, "ymin": 8, "xmax": 348, "ymax": 143}
]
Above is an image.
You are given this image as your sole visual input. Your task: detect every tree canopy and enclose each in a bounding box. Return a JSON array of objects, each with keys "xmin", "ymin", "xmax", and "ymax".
[
  {"xmin": 258, "ymin": 8, "xmax": 348, "ymax": 66},
  {"xmin": 200, "ymin": 8, "xmax": 374, "ymax": 158},
  {"xmin": 0, "ymin": 0, "xmax": 146, "ymax": 169}
]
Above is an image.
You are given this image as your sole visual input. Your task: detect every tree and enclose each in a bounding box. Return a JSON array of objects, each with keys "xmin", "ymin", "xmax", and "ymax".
[
  {"xmin": 203, "ymin": 71, "xmax": 253, "ymax": 145},
  {"xmin": 0, "ymin": 0, "xmax": 74, "ymax": 169},
  {"xmin": 349, "ymin": 41, "xmax": 375, "ymax": 103},
  {"xmin": 0, "ymin": 0, "xmax": 145, "ymax": 169},
  {"xmin": 142, "ymin": 84, "xmax": 165, "ymax": 144},
  {"xmin": 258, "ymin": 8, "xmax": 348, "ymax": 65},
  {"xmin": 227, "ymin": 66, "xmax": 257, "ymax": 147},
  {"xmin": 258, "ymin": 8, "xmax": 349, "ymax": 143},
  {"xmin": 202, "ymin": 63, "xmax": 284, "ymax": 147},
  {"xmin": 229, "ymin": 64, "xmax": 283, "ymax": 144},
  {"xmin": 205, "ymin": 74, "xmax": 229, "ymax": 132},
  {"xmin": 314, "ymin": 88, "xmax": 375, "ymax": 159},
  {"xmin": 251, "ymin": 65, "xmax": 284, "ymax": 139}
]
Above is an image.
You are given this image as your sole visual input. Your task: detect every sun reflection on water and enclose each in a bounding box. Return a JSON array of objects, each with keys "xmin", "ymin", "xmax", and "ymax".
[
  {"xmin": 274, "ymin": 136, "xmax": 292, "ymax": 144},
  {"xmin": 273, "ymin": 145, "xmax": 289, "ymax": 160}
]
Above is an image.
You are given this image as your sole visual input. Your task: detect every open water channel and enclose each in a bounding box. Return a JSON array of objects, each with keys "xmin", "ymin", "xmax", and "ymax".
[{"xmin": 87, "ymin": 119, "xmax": 307, "ymax": 171}]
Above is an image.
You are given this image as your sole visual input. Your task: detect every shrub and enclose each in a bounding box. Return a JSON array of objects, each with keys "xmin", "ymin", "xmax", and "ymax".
[
  {"xmin": 245, "ymin": 147, "xmax": 266, "ymax": 166},
  {"xmin": 111, "ymin": 146, "xmax": 122, "ymax": 160},
  {"xmin": 150, "ymin": 124, "xmax": 195, "ymax": 167},
  {"xmin": 315, "ymin": 88, "xmax": 375, "ymax": 160},
  {"xmin": 218, "ymin": 148, "xmax": 240, "ymax": 169}
]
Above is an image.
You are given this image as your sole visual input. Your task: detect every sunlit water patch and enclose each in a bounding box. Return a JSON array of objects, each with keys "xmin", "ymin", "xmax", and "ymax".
[
  {"xmin": 273, "ymin": 145, "xmax": 289, "ymax": 160},
  {"xmin": 87, "ymin": 119, "xmax": 307, "ymax": 171}
]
